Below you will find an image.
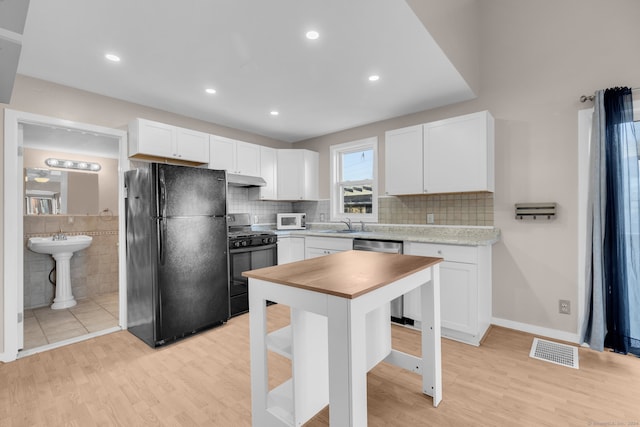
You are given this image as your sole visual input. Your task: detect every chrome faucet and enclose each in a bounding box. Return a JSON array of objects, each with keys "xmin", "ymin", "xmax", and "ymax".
[
  {"xmin": 341, "ymin": 218, "xmax": 352, "ymax": 231},
  {"xmin": 52, "ymin": 228, "xmax": 67, "ymax": 241}
]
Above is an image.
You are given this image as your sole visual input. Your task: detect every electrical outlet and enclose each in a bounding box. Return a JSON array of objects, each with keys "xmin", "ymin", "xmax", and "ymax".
[
  {"xmin": 426, "ymin": 213, "xmax": 434, "ymax": 224},
  {"xmin": 559, "ymin": 299, "xmax": 570, "ymax": 315}
]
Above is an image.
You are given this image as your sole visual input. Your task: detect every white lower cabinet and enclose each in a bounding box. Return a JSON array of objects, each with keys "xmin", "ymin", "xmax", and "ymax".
[
  {"xmin": 403, "ymin": 241, "xmax": 492, "ymax": 346},
  {"xmin": 304, "ymin": 236, "xmax": 352, "ymax": 259},
  {"xmin": 277, "ymin": 236, "xmax": 305, "ymax": 265}
]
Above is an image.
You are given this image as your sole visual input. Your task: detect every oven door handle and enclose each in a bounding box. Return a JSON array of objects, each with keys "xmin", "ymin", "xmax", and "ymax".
[{"xmin": 229, "ymin": 243, "xmax": 278, "ymax": 254}]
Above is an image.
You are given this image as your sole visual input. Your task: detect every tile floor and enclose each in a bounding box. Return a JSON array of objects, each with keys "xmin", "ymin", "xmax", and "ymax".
[{"xmin": 23, "ymin": 292, "xmax": 119, "ymax": 350}]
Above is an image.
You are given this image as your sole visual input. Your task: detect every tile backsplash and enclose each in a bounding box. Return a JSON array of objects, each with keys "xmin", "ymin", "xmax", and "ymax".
[
  {"xmin": 229, "ymin": 188, "xmax": 493, "ymax": 226},
  {"xmin": 23, "ymin": 215, "xmax": 119, "ymax": 309},
  {"xmin": 378, "ymin": 192, "xmax": 494, "ymax": 226},
  {"xmin": 227, "ymin": 187, "xmax": 293, "ymax": 223}
]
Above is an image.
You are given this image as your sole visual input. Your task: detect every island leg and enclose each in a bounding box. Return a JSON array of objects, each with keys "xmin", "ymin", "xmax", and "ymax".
[
  {"xmin": 421, "ymin": 264, "xmax": 442, "ymax": 406},
  {"xmin": 327, "ymin": 295, "xmax": 368, "ymax": 426},
  {"xmin": 248, "ymin": 280, "xmax": 269, "ymax": 424}
]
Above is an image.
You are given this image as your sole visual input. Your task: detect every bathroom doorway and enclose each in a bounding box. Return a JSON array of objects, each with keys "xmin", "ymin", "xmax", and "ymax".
[{"xmin": 2, "ymin": 109, "xmax": 128, "ymax": 361}]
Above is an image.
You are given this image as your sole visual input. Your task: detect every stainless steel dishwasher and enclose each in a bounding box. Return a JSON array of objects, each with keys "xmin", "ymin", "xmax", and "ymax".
[{"xmin": 352, "ymin": 239, "xmax": 408, "ymax": 324}]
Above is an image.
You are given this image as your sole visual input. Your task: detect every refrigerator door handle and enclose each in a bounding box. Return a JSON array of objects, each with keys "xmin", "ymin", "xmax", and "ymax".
[
  {"xmin": 159, "ymin": 167, "xmax": 167, "ymax": 219},
  {"xmin": 157, "ymin": 218, "xmax": 166, "ymax": 265}
]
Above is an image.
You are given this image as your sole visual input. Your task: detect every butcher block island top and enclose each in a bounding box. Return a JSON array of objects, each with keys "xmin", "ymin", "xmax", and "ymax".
[{"xmin": 242, "ymin": 250, "xmax": 443, "ymax": 299}]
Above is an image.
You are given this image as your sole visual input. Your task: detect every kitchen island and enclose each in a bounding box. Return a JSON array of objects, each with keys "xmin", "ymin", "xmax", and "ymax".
[{"xmin": 244, "ymin": 250, "xmax": 442, "ymax": 426}]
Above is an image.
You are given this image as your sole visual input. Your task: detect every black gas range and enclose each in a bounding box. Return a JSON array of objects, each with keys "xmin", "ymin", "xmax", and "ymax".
[{"xmin": 227, "ymin": 214, "xmax": 278, "ymax": 317}]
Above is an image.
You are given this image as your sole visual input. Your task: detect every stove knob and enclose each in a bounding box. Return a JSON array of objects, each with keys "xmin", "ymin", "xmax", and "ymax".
[
  {"xmin": 241, "ymin": 240, "xmax": 248, "ymax": 247},
  {"xmin": 262, "ymin": 238, "xmax": 269, "ymax": 244},
  {"xmin": 233, "ymin": 241, "xmax": 241, "ymax": 248},
  {"xmin": 269, "ymin": 237, "xmax": 276, "ymax": 243}
]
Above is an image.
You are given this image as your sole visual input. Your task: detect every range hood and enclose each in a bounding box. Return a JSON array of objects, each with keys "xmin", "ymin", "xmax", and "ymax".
[{"xmin": 227, "ymin": 173, "xmax": 266, "ymax": 187}]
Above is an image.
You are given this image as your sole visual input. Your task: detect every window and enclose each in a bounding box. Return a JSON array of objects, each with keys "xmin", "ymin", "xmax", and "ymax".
[{"xmin": 330, "ymin": 137, "xmax": 378, "ymax": 222}]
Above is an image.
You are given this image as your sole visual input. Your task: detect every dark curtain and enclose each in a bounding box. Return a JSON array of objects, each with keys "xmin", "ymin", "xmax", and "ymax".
[{"xmin": 601, "ymin": 87, "xmax": 640, "ymax": 356}]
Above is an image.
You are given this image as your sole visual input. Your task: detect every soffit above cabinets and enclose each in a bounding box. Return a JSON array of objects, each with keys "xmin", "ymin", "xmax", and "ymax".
[
  {"xmin": 17, "ymin": 0, "xmax": 476, "ymax": 142},
  {"xmin": 0, "ymin": 0, "xmax": 30, "ymax": 104}
]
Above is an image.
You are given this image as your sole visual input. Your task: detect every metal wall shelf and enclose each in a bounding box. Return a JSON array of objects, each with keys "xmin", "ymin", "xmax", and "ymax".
[{"xmin": 515, "ymin": 202, "xmax": 557, "ymax": 220}]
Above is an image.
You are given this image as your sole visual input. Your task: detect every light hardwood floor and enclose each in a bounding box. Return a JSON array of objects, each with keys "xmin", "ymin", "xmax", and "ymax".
[{"xmin": 1, "ymin": 303, "xmax": 639, "ymax": 426}]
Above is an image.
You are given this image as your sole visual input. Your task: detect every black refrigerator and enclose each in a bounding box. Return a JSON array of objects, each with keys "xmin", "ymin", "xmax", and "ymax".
[{"xmin": 125, "ymin": 163, "xmax": 229, "ymax": 347}]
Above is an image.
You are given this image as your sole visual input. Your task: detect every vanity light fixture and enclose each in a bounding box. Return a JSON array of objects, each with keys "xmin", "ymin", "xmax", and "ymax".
[{"xmin": 45, "ymin": 158, "xmax": 101, "ymax": 172}]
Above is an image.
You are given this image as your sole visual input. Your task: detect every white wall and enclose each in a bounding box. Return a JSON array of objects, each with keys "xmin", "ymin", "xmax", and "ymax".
[
  {"xmin": 0, "ymin": 76, "xmax": 291, "ymax": 354},
  {"xmin": 3, "ymin": 0, "xmax": 640, "ymax": 354},
  {"xmin": 296, "ymin": 0, "xmax": 640, "ymax": 337}
]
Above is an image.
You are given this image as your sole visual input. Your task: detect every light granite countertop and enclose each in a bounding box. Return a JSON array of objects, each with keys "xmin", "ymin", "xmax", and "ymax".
[{"xmin": 271, "ymin": 223, "xmax": 501, "ymax": 246}]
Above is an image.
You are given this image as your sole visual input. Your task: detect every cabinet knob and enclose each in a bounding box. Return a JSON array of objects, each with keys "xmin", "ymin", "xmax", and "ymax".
[{"xmin": 437, "ymin": 250, "xmax": 442, "ymax": 255}]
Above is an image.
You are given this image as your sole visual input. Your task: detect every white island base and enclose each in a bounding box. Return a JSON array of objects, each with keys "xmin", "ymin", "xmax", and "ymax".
[{"xmin": 246, "ymin": 250, "xmax": 442, "ymax": 426}]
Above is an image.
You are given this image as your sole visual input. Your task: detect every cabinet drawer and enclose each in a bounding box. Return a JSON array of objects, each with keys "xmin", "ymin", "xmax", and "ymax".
[
  {"xmin": 305, "ymin": 236, "xmax": 353, "ymax": 252},
  {"xmin": 405, "ymin": 242, "xmax": 477, "ymax": 264}
]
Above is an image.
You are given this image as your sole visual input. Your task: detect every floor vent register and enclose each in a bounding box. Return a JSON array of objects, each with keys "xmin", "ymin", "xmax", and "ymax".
[{"xmin": 529, "ymin": 337, "xmax": 579, "ymax": 369}]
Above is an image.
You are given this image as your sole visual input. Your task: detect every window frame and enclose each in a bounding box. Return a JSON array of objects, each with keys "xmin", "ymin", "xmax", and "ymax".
[{"xmin": 329, "ymin": 137, "xmax": 378, "ymax": 223}]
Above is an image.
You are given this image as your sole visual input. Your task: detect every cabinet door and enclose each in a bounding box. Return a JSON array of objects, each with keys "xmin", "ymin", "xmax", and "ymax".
[
  {"xmin": 403, "ymin": 261, "xmax": 477, "ymax": 336},
  {"xmin": 209, "ymin": 136, "xmax": 235, "ymax": 172},
  {"xmin": 277, "ymin": 150, "xmax": 303, "ymax": 200},
  {"xmin": 290, "ymin": 237, "xmax": 305, "ymax": 262},
  {"xmin": 235, "ymin": 141, "xmax": 261, "ymax": 176},
  {"xmin": 277, "ymin": 237, "xmax": 291, "ymax": 264},
  {"xmin": 136, "ymin": 119, "xmax": 174, "ymax": 158},
  {"xmin": 385, "ymin": 125, "xmax": 424, "ymax": 195},
  {"xmin": 423, "ymin": 111, "xmax": 494, "ymax": 193},
  {"xmin": 175, "ymin": 128, "xmax": 209, "ymax": 162},
  {"xmin": 302, "ymin": 150, "xmax": 319, "ymax": 200},
  {"xmin": 257, "ymin": 146, "xmax": 277, "ymax": 199},
  {"xmin": 277, "ymin": 237, "xmax": 305, "ymax": 265},
  {"xmin": 439, "ymin": 261, "xmax": 477, "ymax": 335}
]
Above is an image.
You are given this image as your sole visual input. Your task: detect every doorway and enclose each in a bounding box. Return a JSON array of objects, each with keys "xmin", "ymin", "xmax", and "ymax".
[{"xmin": 2, "ymin": 109, "xmax": 128, "ymax": 362}]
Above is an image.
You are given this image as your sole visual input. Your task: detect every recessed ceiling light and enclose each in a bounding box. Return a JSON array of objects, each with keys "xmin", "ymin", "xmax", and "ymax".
[
  {"xmin": 105, "ymin": 53, "xmax": 121, "ymax": 62},
  {"xmin": 368, "ymin": 75, "xmax": 380, "ymax": 82},
  {"xmin": 306, "ymin": 30, "xmax": 319, "ymax": 40},
  {"xmin": 205, "ymin": 88, "xmax": 217, "ymax": 94},
  {"xmin": 270, "ymin": 111, "xmax": 279, "ymax": 116}
]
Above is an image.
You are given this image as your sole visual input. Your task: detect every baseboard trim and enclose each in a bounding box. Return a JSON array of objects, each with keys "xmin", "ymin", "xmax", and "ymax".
[
  {"xmin": 0, "ymin": 351, "xmax": 15, "ymax": 363},
  {"xmin": 491, "ymin": 317, "xmax": 580, "ymax": 344}
]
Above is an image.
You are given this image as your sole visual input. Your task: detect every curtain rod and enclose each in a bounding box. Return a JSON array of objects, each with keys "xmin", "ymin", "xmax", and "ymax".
[{"xmin": 580, "ymin": 87, "xmax": 640, "ymax": 103}]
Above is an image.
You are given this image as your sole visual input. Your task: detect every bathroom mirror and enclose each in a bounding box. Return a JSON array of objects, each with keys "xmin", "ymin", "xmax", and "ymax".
[{"xmin": 24, "ymin": 168, "xmax": 99, "ymax": 215}]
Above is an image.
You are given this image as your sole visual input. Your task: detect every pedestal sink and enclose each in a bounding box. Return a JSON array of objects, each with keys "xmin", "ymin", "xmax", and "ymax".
[{"xmin": 27, "ymin": 235, "xmax": 92, "ymax": 309}]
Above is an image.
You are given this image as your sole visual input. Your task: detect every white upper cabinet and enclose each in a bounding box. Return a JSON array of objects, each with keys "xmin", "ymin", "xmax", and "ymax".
[
  {"xmin": 235, "ymin": 141, "xmax": 261, "ymax": 176},
  {"xmin": 277, "ymin": 149, "xmax": 319, "ymax": 201},
  {"xmin": 249, "ymin": 146, "xmax": 278, "ymax": 200},
  {"xmin": 384, "ymin": 124, "xmax": 424, "ymax": 195},
  {"xmin": 385, "ymin": 111, "xmax": 494, "ymax": 195},
  {"xmin": 129, "ymin": 118, "xmax": 210, "ymax": 164},
  {"xmin": 209, "ymin": 135, "xmax": 261, "ymax": 176},
  {"xmin": 424, "ymin": 111, "xmax": 494, "ymax": 193}
]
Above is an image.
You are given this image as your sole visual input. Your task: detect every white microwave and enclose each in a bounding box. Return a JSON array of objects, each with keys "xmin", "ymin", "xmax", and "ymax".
[{"xmin": 277, "ymin": 213, "xmax": 306, "ymax": 230}]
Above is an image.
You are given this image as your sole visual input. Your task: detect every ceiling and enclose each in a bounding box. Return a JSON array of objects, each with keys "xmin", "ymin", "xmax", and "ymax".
[{"xmin": 17, "ymin": 0, "xmax": 475, "ymax": 143}]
